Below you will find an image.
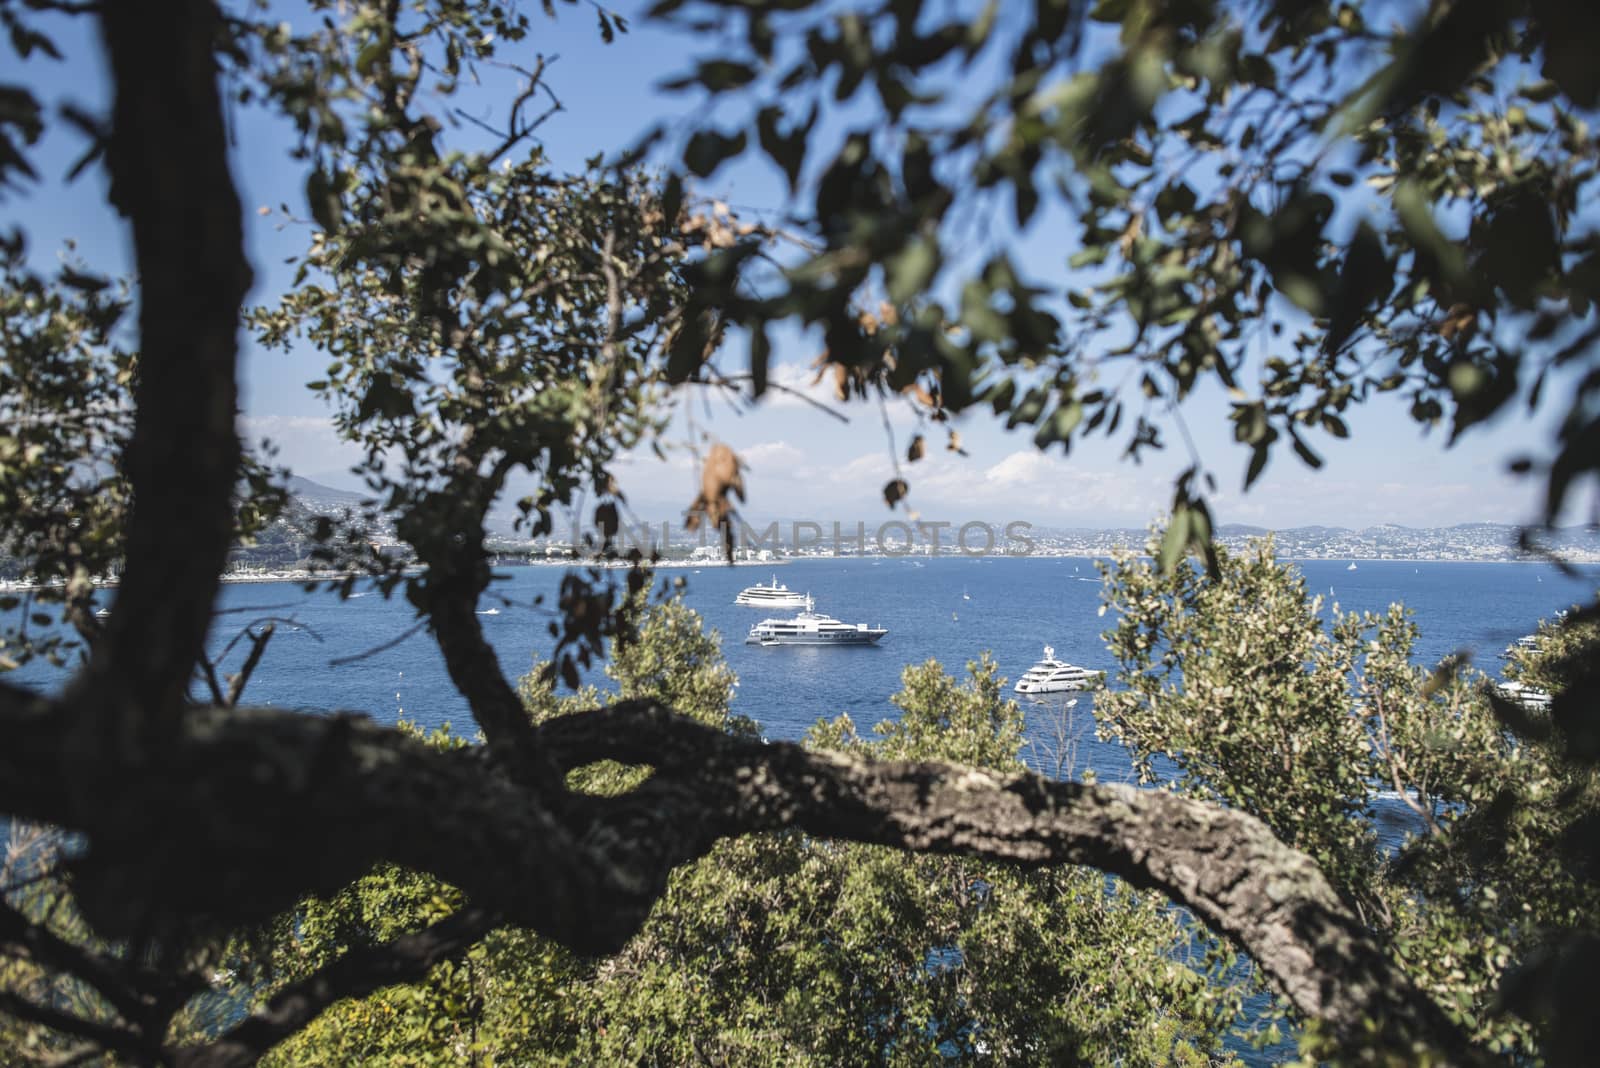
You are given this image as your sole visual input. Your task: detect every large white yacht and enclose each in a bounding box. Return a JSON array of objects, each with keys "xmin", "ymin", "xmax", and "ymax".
[
  {"xmin": 734, "ymin": 574, "xmax": 811, "ymax": 608},
  {"xmin": 1503, "ymin": 634, "xmax": 1541, "ymax": 658},
  {"xmin": 746, "ymin": 598, "xmax": 887, "ymax": 646},
  {"xmin": 1492, "ymin": 679, "xmax": 1553, "ymax": 711},
  {"xmin": 1014, "ymin": 645, "xmax": 1100, "ymax": 694}
]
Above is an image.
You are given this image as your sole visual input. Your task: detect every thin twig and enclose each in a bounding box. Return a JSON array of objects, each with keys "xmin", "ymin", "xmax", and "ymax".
[
  {"xmin": 225, "ymin": 624, "xmax": 275, "ymax": 707},
  {"xmin": 327, "ymin": 620, "xmax": 428, "ymax": 667},
  {"xmin": 697, "ymin": 372, "xmax": 851, "ymax": 423}
]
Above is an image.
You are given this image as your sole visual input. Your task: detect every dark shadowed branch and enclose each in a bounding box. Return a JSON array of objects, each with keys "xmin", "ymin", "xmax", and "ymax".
[
  {"xmin": 174, "ymin": 907, "xmax": 496, "ymax": 1068},
  {"xmin": 64, "ymin": 0, "xmax": 250, "ymax": 744},
  {"xmin": 0, "ymin": 686, "xmax": 1479, "ymax": 1063}
]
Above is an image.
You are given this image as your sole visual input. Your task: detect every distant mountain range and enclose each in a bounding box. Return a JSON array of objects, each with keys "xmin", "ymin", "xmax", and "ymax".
[
  {"xmin": 275, "ymin": 479, "xmax": 1600, "ymax": 562},
  {"xmin": 285, "ymin": 475, "xmax": 367, "ymax": 506},
  {"xmin": 1025, "ymin": 522, "xmax": 1600, "ymax": 563}
]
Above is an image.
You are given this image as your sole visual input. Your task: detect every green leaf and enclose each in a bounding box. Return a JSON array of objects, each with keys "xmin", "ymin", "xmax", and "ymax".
[
  {"xmin": 305, "ymin": 168, "xmax": 341, "ymax": 233},
  {"xmin": 1069, "ymin": 245, "xmax": 1108, "ymax": 269},
  {"xmin": 666, "ymin": 60, "xmax": 759, "ymax": 93},
  {"xmin": 748, "ymin": 326, "xmax": 771, "ymax": 399},
  {"xmin": 756, "ymin": 106, "xmax": 809, "ymax": 190},
  {"xmin": 1289, "ymin": 431, "xmax": 1322, "ymax": 469},
  {"xmin": 1519, "ymin": 79, "xmax": 1560, "ymax": 102},
  {"xmin": 1243, "ymin": 443, "xmax": 1269, "ymax": 489},
  {"xmin": 354, "ymin": 39, "xmax": 387, "ymax": 78},
  {"xmin": 1323, "ymin": 221, "xmax": 1391, "ymax": 355},
  {"xmin": 683, "ymin": 129, "xmax": 747, "ymax": 178},
  {"xmin": 1158, "ymin": 506, "xmax": 1190, "ymax": 574},
  {"xmin": 1394, "ymin": 180, "xmax": 1466, "ymax": 287},
  {"xmin": 886, "ymin": 237, "xmax": 939, "ymax": 304},
  {"xmin": 660, "ymin": 173, "xmax": 684, "ymax": 229}
]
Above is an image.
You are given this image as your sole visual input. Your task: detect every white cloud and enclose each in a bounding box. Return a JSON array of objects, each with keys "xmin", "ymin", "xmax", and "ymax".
[
  {"xmin": 739, "ymin": 440, "xmax": 806, "ymax": 470},
  {"xmin": 983, "ymin": 450, "xmax": 1054, "ymax": 487},
  {"xmin": 237, "ymin": 413, "xmax": 362, "ymax": 478}
]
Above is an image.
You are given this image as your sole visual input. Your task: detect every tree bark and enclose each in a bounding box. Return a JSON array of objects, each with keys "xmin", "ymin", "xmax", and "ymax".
[
  {"xmin": 0, "ymin": 3, "xmax": 1481, "ymax": 1064},
  {"xmin": 0, "ymin": 686, "xmax": 1482, "ymax": 1064},
  {"xmin": 67, "ymin": 0, "xmax": 249, "ymax": 747}
]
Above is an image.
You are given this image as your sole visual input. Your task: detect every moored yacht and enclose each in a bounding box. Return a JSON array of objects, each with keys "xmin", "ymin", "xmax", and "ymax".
[
  {"xmin": 746, "ymin": 597, "xmax": 887, "ymax": 646},
  {"xmin": 735, "ymin": 574, "xmax": 811, "ymax": 608},
  {"xmin": 1491, "ymin": 679, "xmax": 1553, "ymax": 710},
  {"xmin": 1503, "ymin": 634, "xmax": 1541, "ymax": 658},
  {"xmin": 1014, "ymin": 645, "xmax": 1100, "ymax": 694}
]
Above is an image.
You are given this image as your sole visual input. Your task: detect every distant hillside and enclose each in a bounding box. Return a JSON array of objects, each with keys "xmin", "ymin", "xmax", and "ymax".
[
  {"xmin": 285, "ymin": 475, "xmax": 367, "ymax": 505},
  {"xmin": 1021, "ymin": 521, "xmax": 1600, "ymax": 564}
]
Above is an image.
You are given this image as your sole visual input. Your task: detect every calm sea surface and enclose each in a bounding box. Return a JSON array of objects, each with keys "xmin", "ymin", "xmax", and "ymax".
[
  {"xmin": 10, "ymin": 554, "xmax": 1598, "ymax": 1060},
  {"xmin": 156, "ymin": 555, "xmax": 1600, "ymax": 858},
  {"xmin": 16, "ymin": 555, "xmax": 1599, "ymax": 769}
]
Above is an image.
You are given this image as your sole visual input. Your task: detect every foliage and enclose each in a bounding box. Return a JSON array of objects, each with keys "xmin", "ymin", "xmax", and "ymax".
[
  {"xmin": 648, "ymin": 0, "xmax": 1600, "ymax": 533},
  {"xmin": 233, "ymin": 0, "xmax": 711, "ymax": 676},
  {"xmin": 0, "ymin": 245, "xmax": 134, "ymax": 671},
  {"xmin": 0, "ymin": 824, "xmax": 120, "ymax": 1063},
  {"xmin": 0, "ymin": 242, "xmax": 286, "ymax": 677},
  {"xmin": 1, "ymin": 0, "xmax": 1597, "ymax": 1063},
  {"xmin": 1098, "ymin": 534, "xmax": 1600, "ymax": 1059},
  {"xmin": 250, "ymin": 604, "xmax": 1241, "ymax": 1066}
]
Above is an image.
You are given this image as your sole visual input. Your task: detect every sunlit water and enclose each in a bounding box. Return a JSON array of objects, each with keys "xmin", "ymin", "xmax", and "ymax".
[
  {"xmin": 16, "ymin": 554, "xmax": 1596, "ymax": 847},
  {"xmin": 8, "ymin": 555, "xmax": 1596, "ymax": 1060}
]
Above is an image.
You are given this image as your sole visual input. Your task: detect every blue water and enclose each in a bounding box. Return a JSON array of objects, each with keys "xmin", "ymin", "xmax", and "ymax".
[
  {"xmin": 15, "ymin": 557, "xmax": 1597, "ymax": 761},
  {"xmin": 9, "ymin": 555, "xmax": 1597, "ymax": 1061},
  {"xmin": 141, "ymin": 555, "xmax": 1600, "ymax": 867},
  {"xmin": 206, "ymin": 557, "xmax": 1591, "ymax": 729}
]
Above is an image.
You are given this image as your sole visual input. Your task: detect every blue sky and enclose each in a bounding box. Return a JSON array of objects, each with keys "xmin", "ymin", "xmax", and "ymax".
[{"xmin": 6, "ymin": 3, "xmax": 1564, "ymax": 530}]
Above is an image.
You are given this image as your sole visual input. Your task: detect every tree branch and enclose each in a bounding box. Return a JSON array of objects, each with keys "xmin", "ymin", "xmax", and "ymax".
[
  {"xmin": 0, "ymin": 692, "xmax": 1480, "ymax": 1062},
  {"xmin": 224, "ymin": 623, "xmax": 274, "ymax": 708},
  {"xmin": 0, "ymin": 898, "xmax": 186, "ymax": 1036},
  {"xmin": 68, "ymin": 0, "xmax": 249, "ymax": 747},
  {"xmin": 0, "ymin": 991, "xmax": 144, "ymax": 1062},
  {"xmin": 171, "ymin": 907, "xmax": 496, "ymax": 1068}
]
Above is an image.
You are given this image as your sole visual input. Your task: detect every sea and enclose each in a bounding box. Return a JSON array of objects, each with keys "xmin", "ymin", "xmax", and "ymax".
[
  {"xmin": 13, "ymin": 555, "xmax": 1597, "ymax": 776},
  {"xmin": 8, "ymin": 554, "xmax": 1599, "ymax": 1059}
]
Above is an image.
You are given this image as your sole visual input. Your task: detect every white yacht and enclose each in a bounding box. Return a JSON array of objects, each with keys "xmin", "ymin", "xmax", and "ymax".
[
  {"xmin": 746, "ymin": 598, "xmax": 887, "ymax": 646},
  {"xmin": 1504, "ymin": 634, "xmax": 1541, "ymax": 658},
  {"xmin": 734, "ymin": 574, "xmax": 811, "ymax": 608},
  {"xmin": 1014, "ymin": 645, "xmax": 1100, "ymax": 694},
  {"xmin": 1492, "ymin": 679, "xmax": 1553, "ymax": 710}
]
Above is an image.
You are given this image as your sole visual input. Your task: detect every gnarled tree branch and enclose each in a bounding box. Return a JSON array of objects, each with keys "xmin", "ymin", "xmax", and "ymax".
[
  {"xmin": 0, "ymin": 689, "xmax": 1479, "ymax": 1064},
  {"xmin": 174, "ymin": 907, "xmax": 496, "ymax": 1068},
  {"xmin": 66, "ymin": 0, "xmax": 249, "ymax": 746}
]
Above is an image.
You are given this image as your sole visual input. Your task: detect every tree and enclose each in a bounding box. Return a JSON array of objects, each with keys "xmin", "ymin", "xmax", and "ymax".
[
  {"xmin": 0, "ymin": 0, "xmax": 1589, "ymax": 1064},
  {"xmin": 240, "ymin": 599, "xmax": 1242, "ymax": 1066},
  {"xmin": 1098, "ymin": 534, "xmax": 1600, "ymax": 1060},
  {"xmin": 648, "ymin": 0, "xmax": 1600, "ymax": 554}
]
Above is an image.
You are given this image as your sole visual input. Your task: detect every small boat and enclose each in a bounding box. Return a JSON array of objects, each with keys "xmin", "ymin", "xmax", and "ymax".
[
  {"xmin": 1346, "ymin": 561, "xmax": 1358, "ymax": 571},
  {"xmin": 1015, "ymin": 645, "xmax": 1100, "ymax": 695},
  {"xmin": 94, "ymin": 608, "xmax": 110, "ymax": 618},
  {"xmin": 476, "ymin": 608, "xmax": 500, "ymax": 616},
  {"xmin": 962, "ymin": 587, "xmax": 971, "ymax": 601}
]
